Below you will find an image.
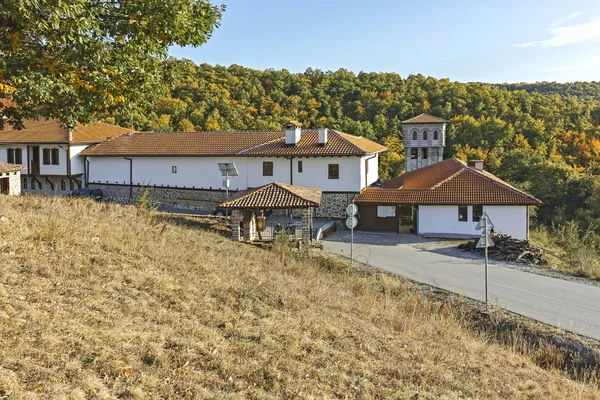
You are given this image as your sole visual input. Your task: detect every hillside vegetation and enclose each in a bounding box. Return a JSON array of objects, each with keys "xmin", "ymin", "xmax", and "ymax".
[
  {"xmin": 1, "ymin": 195, "xmax": 599, "ymax": 399},
  {"xmin": 104, "ymin": 62, "xmax": 600, "ymax": 271}
]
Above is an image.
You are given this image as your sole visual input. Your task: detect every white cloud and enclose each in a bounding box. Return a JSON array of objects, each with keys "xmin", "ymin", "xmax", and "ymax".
[
  {"xmin": 550, "ymin": 11, "xmax": 583, "ymax": 27},
  {"xmin": 515, "ymin": 15, "xmax": 600, "ymax": 49}
]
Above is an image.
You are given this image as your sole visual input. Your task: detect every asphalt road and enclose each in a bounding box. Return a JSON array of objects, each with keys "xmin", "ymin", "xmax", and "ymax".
[{"xmin": 323, "ymin": 232, "xmax": 600, "ymax": 340}]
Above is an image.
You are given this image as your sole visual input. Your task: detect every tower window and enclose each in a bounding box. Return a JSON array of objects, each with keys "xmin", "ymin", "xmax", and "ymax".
[
  {"xmin": 410, "ymin": 148, "xmax": 418, "ymax": 159},
  {"xmin": 420, "ymin": 148, "xmax": 428, "ymax": 159},
  {"xmin": 423, "ymin": 131, "xmax": 428, "ymax": 141},
  {"xmin": 434, "ymin": 130, "xmax": 439, "ymax": 140},
  {"xmin": 412, "ymin": 130, "xmax": 417, "ymax": 140}
]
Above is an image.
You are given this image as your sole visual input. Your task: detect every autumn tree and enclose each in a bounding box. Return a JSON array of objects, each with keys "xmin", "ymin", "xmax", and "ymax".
[{"xmin": 0, "ymin": 0, "xmax": 225, "ymax": 130}]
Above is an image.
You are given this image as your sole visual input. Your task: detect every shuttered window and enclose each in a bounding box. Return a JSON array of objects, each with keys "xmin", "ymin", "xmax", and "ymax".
[{"xmin": 7, "ymin": 149, "xmax": 14, "ymax": 164}]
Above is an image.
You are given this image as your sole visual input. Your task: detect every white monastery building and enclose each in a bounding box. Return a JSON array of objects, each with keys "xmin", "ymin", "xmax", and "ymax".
[
  {"xmin": 81, "ymin": 121, "xmax": 387, "ymax": 217},
  {"xmin": 0, "ymin": 119, "xmax": 130, "ymax": 194}
]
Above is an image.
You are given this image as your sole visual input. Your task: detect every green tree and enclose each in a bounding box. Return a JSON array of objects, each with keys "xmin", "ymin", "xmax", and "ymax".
[{"xmin": 0, "ymin": 0, "xmax": 225, "ymax": 129}]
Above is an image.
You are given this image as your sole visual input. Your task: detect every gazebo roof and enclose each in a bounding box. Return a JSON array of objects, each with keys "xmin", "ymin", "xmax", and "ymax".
[{"xmin": 220, "ymin": 182, "xmax": 322, "ymax": 209}]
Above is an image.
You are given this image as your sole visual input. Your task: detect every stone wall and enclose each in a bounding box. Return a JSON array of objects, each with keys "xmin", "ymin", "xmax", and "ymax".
[
  {"xmin": 88, "ymin": 183, "xmax": 229, "ymax": 211},
  {"xmin": 315, "ymin": 192, "xmax": 357, "ymax": 219},
  {"xmin": 88, "ymin": 183, "xmax": 358, "ymax": 219},
  {"xmin": 22, "ymin": 176, "xmax": 81, "ymax": 196}
]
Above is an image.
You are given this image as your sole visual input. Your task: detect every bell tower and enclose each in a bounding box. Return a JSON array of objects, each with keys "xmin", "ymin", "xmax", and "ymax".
[{"xmin": 402, "ymin": 113, "xmax": 448, "ymax": 172}]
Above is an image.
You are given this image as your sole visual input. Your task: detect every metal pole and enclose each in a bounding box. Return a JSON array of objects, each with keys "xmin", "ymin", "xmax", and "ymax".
[
  {"xmin": 225, "ymin": 172, "xmax": 229, "ymax": 218},
  {"xmin": 350, "ymin": 222, "xmax": 354, "ymax": 266},
  {"xmin": 484, "ymin": 216, "xmax": 489, "ymax": 312}
]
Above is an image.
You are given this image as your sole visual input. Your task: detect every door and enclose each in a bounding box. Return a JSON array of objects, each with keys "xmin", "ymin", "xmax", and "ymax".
[
  {"xmin": 31, "ymin": 146, "xmax": 40, "ymax": 175},
  {"xmin": 0, "ymin": 177, "xmax": 9, "ymax": 195}
]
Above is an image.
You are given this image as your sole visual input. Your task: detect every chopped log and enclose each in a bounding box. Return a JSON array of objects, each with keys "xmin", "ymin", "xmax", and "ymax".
[{"xmin": 458, "ymin": 233, "xmax": 548, "ymax": 266}]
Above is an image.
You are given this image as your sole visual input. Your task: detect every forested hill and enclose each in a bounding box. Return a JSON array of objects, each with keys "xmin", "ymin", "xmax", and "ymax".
[
  {"xmin": 106, "ymin": 60, "xmax": 600, "ymax": 230},
  {"xmin": 499, "ymin": 82, "xmax": 600, "ymax": 100}
]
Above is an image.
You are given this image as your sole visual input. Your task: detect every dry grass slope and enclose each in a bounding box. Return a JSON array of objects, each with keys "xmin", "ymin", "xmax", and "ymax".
[{"xmin": 0, "ymin": 196, "xmax": 599, "ymax": 399}]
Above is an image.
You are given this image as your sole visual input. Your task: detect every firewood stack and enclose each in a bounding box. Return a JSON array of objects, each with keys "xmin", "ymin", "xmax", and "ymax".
[{"xmin": 458, "ymin": 233, "xmax": 548, "ymax": 265}]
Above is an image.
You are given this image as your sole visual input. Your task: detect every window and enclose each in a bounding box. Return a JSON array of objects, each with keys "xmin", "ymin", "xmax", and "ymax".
[
  {"xmin": 412, "ymin": 130, "xmax": 417, "ymax": 140},
  {"xmin": 172, "ymin": 166, "xmax": 177, "ymax": 174},
  {"xmin": 328, "ymin": 164, "xmax": 339, "ymax": 179},
  {"xmin": 23, "ymin": 178, "xmax": 27, "ymax": 189},
  {"xmin": 262, "ymin": 161, "xmax": 273, "ymax": 176},
  {"xmin": 298, "ymin": 160, "xmax": 303, "ymax": 173},
  {"xmin": 458, "ymin": 205, "xmax": 468, "ymax": 221},
  {"xmin": 7, "ymin": 149, "xmax": 22, "ymax": 164},
  {"xmin": 473, "ymin": 205, "xmax": 483, "ymax": 222},
  {"xmin": 433, "ymin": 130, "xmax": 439, "ymax": 140},
  {"xmin": 70, "ymin": 180, "xmax": 74, "ymax": 191},
  {"xmin": 420, "ymin": 148, "xmax": 428, "ymax": 159},
  {"xmin": 423, "ymin": 131, "xmax": 428, "ymax": 140},
  {"xmin": 43, "ymin": 149, "xmax": 50, "ymax": 165},
  {"xmin": 410, "ymin": 148, "xmax": 418, "ymax": 159},
  {"xmin": 377, "ymin": 205, "xmax": 396, "ymax": 217},
  {"xmin": 43, "ymin": 148, "xmax": 59, "ymax": 165},
  {"xmin": 61, "ymin": 180, "xmax": 66, "ymax": 191},
  {"xmin": 51, "ymin": 148, "xmax": 59, "ymax": 165}
]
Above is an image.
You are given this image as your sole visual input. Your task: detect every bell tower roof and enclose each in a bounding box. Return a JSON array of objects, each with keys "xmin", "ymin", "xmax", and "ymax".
[{"xmin": 402, "ymin": 113, "xmax": 449, "ymax": 124}]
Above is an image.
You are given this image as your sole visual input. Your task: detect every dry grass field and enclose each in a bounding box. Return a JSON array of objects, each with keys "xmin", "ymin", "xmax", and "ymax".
[{"xmin": 1, "ymin": 195, "xmax": 599, "ymax": 399}]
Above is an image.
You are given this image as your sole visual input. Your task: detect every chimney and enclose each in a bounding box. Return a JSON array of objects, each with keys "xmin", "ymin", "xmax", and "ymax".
[
  {"xmin": 68, "ymin": 129, "xmax": 73, "ymax": 142},
  {"xmin": 318, "ymin": 128, "xmax": 328, "ymax": 145},
  {"xmin": 284, "ymin": 121, "xmax": 302, "ymax": 145},
  {"xmin": 468, "ymin": 160, "xmax": 484, "ymax": 170}
]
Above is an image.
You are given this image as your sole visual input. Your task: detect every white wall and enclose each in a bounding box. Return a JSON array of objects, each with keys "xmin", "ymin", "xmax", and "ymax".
[
  {"xmin": 361, "ymin": 154, "xmax": 379, "ymax": 188},
  {"xmin": 418, "ymin": 205, "xmax": 529, "ymax": 240},
  {"xmin": 39, "ymin": 146, "xmax": 68, "ymax": 175},
  {"xmin": 292, "ymin": 156, "xmax": 362, "ymax": 192},
  {"xmin": 70, "ymin": 145, "xmax": 88, "ymax": 175},
  {"xmin": 0, "ymin": 145, "xmax": 28, "ymax": 171},
  {"xmin": 87, "ymin": 155, "xmax": 371, "ymax": 193}
]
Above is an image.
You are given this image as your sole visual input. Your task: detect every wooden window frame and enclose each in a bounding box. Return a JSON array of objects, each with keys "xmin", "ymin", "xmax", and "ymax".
[
  {"xmin": 7, "ymin": 148, "xmax": 14, "ymax": 164},
  {"xmin": 262, "ymin": 161, "xmax": 273, "ymax": 177},
  {"xmin": 298, "ymin": 160, "xmax": 303, "ymax": 173},
  {"xmin": 328, "ymin": 164, "xmax": 339, "ymax": 180},
  {"xmin": 458, "ymin": 205, "xmax": 468, "ymax": 222},
  {"xmin": 51, "ymin": 148, "xmax": 60, "ymax": 165},
  {"xmin": 42, "ymin": 148, "xmax": 51, "ymax": 165},
  {"xmin": 15, "ymin": 149, "xmax": 22, "ymax": 165}
]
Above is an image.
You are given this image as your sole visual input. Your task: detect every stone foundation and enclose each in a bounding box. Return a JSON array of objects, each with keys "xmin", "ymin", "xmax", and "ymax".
[
  {"xmin": 87, "ymin": 183, "xmax": 357, "ymax": 218},
  {"xmin": 21, "ymin": 176, "xmax": 82, "ymax": 196}
]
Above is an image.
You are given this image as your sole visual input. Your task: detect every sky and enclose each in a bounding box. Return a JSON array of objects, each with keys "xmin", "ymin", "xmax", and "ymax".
[{"xmin": 169, "ymin": 0, "xmax": 600, "ymax": 83}]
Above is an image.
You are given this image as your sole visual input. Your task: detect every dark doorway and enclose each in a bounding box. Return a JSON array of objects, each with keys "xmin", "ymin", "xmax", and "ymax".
[
  {"xmin": 0, "ymin": 178, "xmax": 9, "ymax": 195},
  {"xmin": 31, "ymin": 146, "xmax": 40, "ymax": 175}
]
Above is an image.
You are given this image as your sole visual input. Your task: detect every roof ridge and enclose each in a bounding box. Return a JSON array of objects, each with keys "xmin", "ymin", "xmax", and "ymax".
[
  {"xmin": 237, "ymin": 136, "xmax": 285, "ymax": 154},
  {"xmin": 332, "ymin": 130, "xmax": 367, "ymax": 155},
  {"xmin": 466, "ymin": 167, "xmax": 540, "ymax": 202}
]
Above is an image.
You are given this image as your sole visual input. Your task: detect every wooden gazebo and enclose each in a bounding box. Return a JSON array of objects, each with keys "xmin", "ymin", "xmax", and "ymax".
[{"xmin": 219, "ymin": 182, "xmax": 322, "ymax": 243}]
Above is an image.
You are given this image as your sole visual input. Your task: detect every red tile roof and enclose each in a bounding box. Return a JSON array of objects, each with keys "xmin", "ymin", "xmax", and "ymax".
[
  {"xmin": 357, "ymin": 158, "xmax": 540, "ymax": 206},
  {"xmin": 220, "ymin": 182, "xmax": 322, "ymax": 209},
  {"xmin": 0, "ymin": 119, "xmax": 131, "ymax": 144},
  {"xmin": 0, "ymin": 162, "xmax": 26, "ymax": 174},
  {"xmin": 402, "ymin": 113, "xmax": 449, "ymax": 124},
  {"xmin": 81, "ymin": 129, "xmax": 387, "ymax": 157}
]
